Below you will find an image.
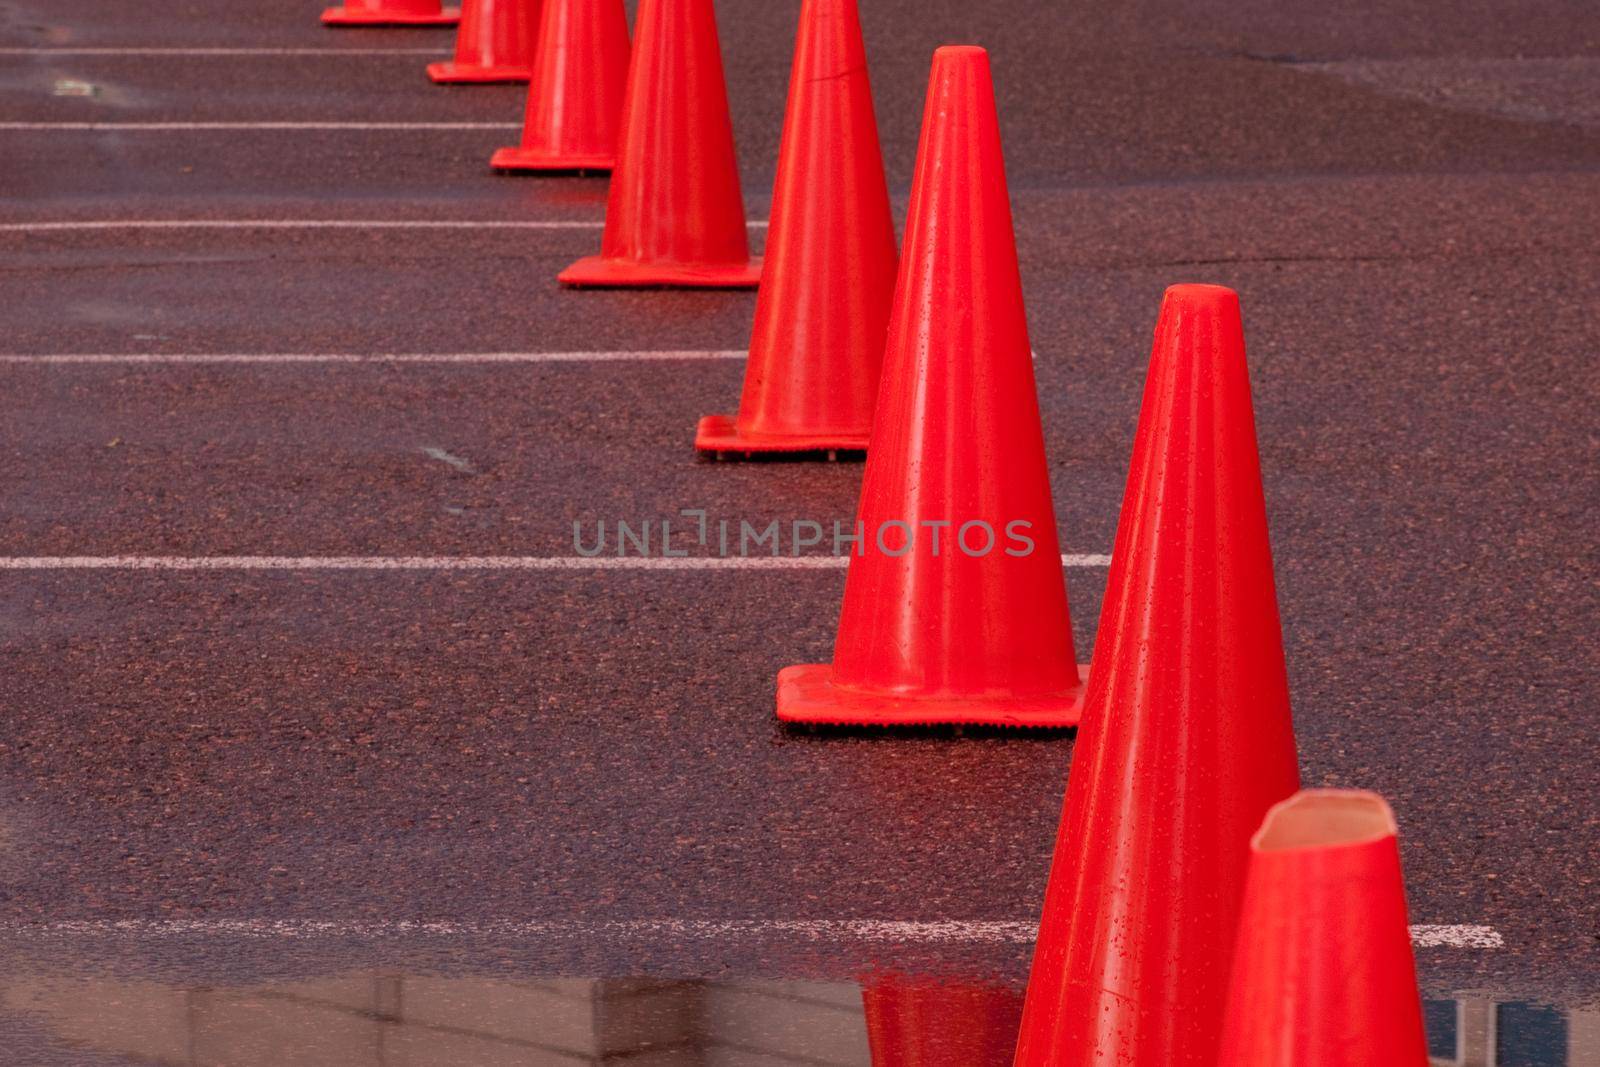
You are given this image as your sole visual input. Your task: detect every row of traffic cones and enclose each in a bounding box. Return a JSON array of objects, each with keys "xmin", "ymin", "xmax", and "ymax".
[
  {"xmin": 324, "ymin": 0, "xmax": 817, "ymax": 292},
  {"xmin": 745, "ymin": 30, "xmax": 1424, "ymax": 1067},
  {"xmin": 323, "ymin": 1, "xmax": 1437, "ymax": 1061},
  {"xmin": 330, "ymin": 0, "xmax": 758, "ymax": 281}
]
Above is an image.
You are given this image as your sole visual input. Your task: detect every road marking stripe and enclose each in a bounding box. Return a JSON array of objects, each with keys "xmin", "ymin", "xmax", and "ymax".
[
  {"xmin": 0, "ymin": 351, "xmax": 747, "ymax": 365},
  {"xmin": 0, "ymin": 555, "xmax": 1116, "ymax": 570},
  {"xmin": 0, "ymin": 919, "xmax": 1502, "ymax": 948},
  {"xmin": 0, "ymin": 121, "xmax": 520, "ymax": 131},
  {"xmin": 0, "ymin": 47, "xmax": 452, "ymax": 56},
  {"xmin": 1410, "ymin": 925, "xmax": 1506, "ymax": 949},
  {"xmin": 0, "ymin": 349, "xmax": 1028, "ymax": 366},
  {"xmin": 0, "ymin": 219, "xmax": 767, "ymax": 232}
]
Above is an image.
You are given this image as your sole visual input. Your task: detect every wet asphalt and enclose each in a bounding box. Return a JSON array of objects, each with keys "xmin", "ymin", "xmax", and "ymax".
[{"xmin": 0, "ymin": 0, "xmax": 1597, "ymax": 1019}]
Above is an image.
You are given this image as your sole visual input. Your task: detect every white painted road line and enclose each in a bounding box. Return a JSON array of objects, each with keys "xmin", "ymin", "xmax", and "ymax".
[
  {"xmin": 0, "ymin": 918, "xmax": 1503, "ymax": 949},
  {"xmin": 1410, "ymin": 925, "xmax": 1506, "ymax": 949},
  {"xmin": 0, "ymin": 351, "xmax": 748, "ymax": 366},
  {"xmin": 0, "ymin": 121, "xmax": 520, "ymax": 131},
  {"xmin": 0, "ymin": 47, "xmax": 451, "ymax": 56},
  {"xmin": 0, "ymin": 218, "xmax": 768, "ymax": 232},
  {"xmin": 0, "ymin": 218, "xmax": 594, "ymax": 232},
  {"xmin": 0, "ymin": 555, "xmax": 1117, "ymax": 570}
]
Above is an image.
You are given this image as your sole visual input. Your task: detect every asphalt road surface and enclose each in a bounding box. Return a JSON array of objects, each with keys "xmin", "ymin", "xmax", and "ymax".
[{"xmin": 1, "ymin": 0, "xmax": 1597, "ymax": 1062}]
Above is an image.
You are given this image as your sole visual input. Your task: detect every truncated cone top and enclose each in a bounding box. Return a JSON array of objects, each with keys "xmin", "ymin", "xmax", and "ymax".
[
  {"xmin": 1015, "ymin": 285, "xmax": 1302, "ymax": 1066},
  {"xmin": 501, "ymin": 0, "xmax": 630, "ymax": 166},
  {"xmin": 823, "ymin": 46, "xmax": 1080, "ymax": 706},
  {"xmin": 577, "ymin": 0, "xmax": 756, "ymax": 279},
  {"xmin": 728, "ymin": 0, "xmax": 897, "ymax": 445},
  {"xmin": 1217, "ymin": 790, "xmax": 1430, "ymax": 1067}
]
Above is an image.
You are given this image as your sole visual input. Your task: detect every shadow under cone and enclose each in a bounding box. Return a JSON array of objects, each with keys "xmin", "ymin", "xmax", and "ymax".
[
  {"xmin": 323, "ymin": 0, "xmax": 459, "ymax": 25},
  {"xmin": 491, "ymin": 0, "xmax": 630, "ymax": 173},
  {"xmin": 776, "ymin": 46, "xmax": 1085, "ymax": 728},
  {"xmin": 1217, "ymin": 790, "xmax": 1430, "ymax": 1067},
  {"xmin": 695, "ymin": 0, "xmax": 896, "ymax": 455},
  {"xmin": 1014, "ymin": 285, "xmax": 1302, "ymax": 1066},
  {"xmin": 427, "ymin": 0, "xmax": 541, "ymax": 83},
  {"xmin": 559, "ymin": 0, "xmax": 760, "ymax": 289},
  {"xmin": 863, "ymin": 977, "xmax": 1025, "ymax": 1067}
]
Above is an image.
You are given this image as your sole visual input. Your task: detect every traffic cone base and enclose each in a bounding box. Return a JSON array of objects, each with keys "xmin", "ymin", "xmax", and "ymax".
[
  {"xmin": 323, "ymin": 5, "xmax": 459, "ymax": 24},
  {"xmin": 776, "ymin": 664, "xmax": 1089, "ymax": 728},
  {"xmin": 559, "ymin": 255, "xmax": 761, "ymax": 290},
  {"xmin": 426, "ymin": 59, "xmax": 532, "ymax": 82},
  {"xmin": 490, "ymin": 146, "xmax": 614, "ymax": 173},
  {"xmin": 694, "ymin": 414, "xmax": 869, "ymax": 456}
]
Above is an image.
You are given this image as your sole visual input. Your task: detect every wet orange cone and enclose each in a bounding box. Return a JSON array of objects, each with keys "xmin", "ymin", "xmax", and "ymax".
[
  {"xmin": 1014, "ymin": 285, "xmax": 1302, "ymax": 1066},
  {"xmin": 1217, "ymin": 790, "xmax": 1430, "ymax": 1067},
  {"xmin": 490, "ymin": 0, "xmax": 630, "ymax": 173},
  {"xmin": 427, "ymin": 0, "xmax": 541, "ymax": 83},
  {"xmin": 863, "ymin": 977, "xmax": 1025, "ymax": 1067},
  {"xmin": 323, "ymin": 0, "xmax": 459, "ymax": 26},
  {"xmin": 694, "ymin": 0, "xmax": 896, "ymax": 455},
  {"xmin": 776, "ymin": 46, "xmax": 1087, "ymax": 728},
  {"xmin": 558, "ymin": 0, "xmax": 760, "ymax": 288}
]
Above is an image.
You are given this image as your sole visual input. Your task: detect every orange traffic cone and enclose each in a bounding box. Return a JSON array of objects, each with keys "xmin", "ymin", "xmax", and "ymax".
[
  {"xmin": 558, "ymin": 0, "xmax": 760, "ymax": 288},
  {"xmin": 776, "ymin": 46, "xmax": 1087, "ymax": 728},
  {"xmin": 323, "ymin": 0, "xmax": 459, "ymax": 26},
  {"xmin": 862, "ymin": 977, "xmax": 1025, "ymax": 1067},
  {"xmin": 694, "ymin": 0, "xmax": 896, "ymax": 454},
  {"xmin": 490, "ymin": 0, "xmax": 631, "ymax": 173},
  {"xmin": 1014, "ymin": 285, "xmax": 1302, "ymax": 1066},
  {"xmin": 427, "ymin": 0, "xmax": 541, "ymax": 83},
  {"xmin": 1217, "ymin": 790, "xmax": 1430, "ymax": 1066}
]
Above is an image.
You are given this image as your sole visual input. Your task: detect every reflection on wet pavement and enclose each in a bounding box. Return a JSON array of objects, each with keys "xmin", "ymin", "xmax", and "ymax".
[{"xmin": 0, "ymin": 973, "xmax": 1590, "ymax": 1065}]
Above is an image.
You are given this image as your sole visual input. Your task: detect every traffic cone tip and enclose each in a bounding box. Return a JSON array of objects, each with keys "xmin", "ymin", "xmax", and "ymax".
[
  {"xmin": 1253, "ymin": 789, "xmax": 1397, "ymax": 853},
  {"xmin": 1163, "ymin": 281, "xmax": 1238, "ymax": 303}
]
